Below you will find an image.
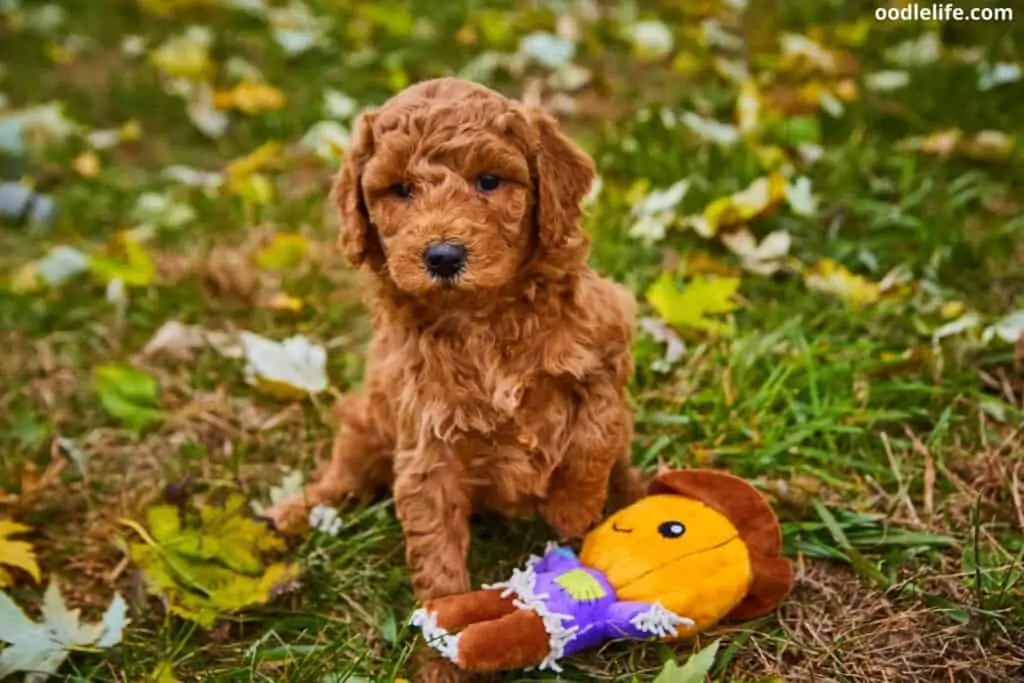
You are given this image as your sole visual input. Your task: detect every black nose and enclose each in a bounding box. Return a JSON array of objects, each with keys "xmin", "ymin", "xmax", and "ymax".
[{"xmin": 423, "ymin": 242, "xmax": 467, "ymax": 279}]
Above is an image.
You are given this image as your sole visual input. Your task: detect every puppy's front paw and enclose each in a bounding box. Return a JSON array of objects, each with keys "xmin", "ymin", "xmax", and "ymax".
[
  {"xmin": 264, "ymin": 494, "xmax": 312, "ymax": 535},
  {"xmin": 539, "ymin": 495, "xmax": 601, "ymax": 541}
]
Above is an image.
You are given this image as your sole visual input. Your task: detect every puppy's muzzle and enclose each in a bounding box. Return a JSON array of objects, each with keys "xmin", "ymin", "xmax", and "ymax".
[{"xmin": 423, "ymin": 241, "xmax": 467, "ymax": 279}]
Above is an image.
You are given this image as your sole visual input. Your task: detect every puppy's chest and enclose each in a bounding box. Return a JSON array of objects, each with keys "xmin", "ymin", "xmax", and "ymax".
[{"xmin": 394, "ymin": 335, "xmax": 572, "ymax": 449}]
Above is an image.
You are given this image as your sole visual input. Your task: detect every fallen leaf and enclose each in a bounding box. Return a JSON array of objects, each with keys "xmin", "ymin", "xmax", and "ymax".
[
  {"xmin": 150, "ymin": 26, "xmax": 214, "ymax": 80},
  {"xmin": 932, "ymin": 313, "xmax": 982, "ymax": 341},
  {"xmin": 785, "ymin": 176, "xmax": 817, "ymax": 216},
  {"xmin": 57, "ymin": 437, "xmax": 89, "ymax": 476},
  {"xmin": 690, "ymin": 172, "xmax": 787, "ymax": 237},
  {"xmin": 225, "ymin": 141, "xmax": 282, "ymax": 182},
  {"xmin": 519, "ymin": 31, "xmax": 575, "ymax": 69},
  {"xmin": 255, "ymin": 233, "xmax": 310, "ymax": 270},
  {"xmin": 268, "ymin": 1, "xmax": 328, "ymax": 56},
  {"xmin": 213, "ymin": 80, "xmax": 286, "ymax": 115},
  {"xmin": 88, "ymin": 235, "xmax": 157, "ymax": 287},
  {"xmin": 122, "ymin": 493, "xmax": 299, "ymax": 628},
  {"xmin": 626, "ymin": 20, "xmax": 674, "ymax": 60},
  {"xmin": 646, "ymin": 272, "xmax": 740, "ymax": 336},
  {"xmin": 322, "ymin": 89, "xmax": 358, "ymax": 120},
  {"xmin": 865, "ymin": 70, "xmax": 910, "ymax": 91},
  {"xmin": 0, "ymin": 579, "xmax": 127, "ymax": 679},
  {"xmin": 982, "ymin": 311, "xmax": 1024, "ymax": 345},
  {"xmin": 131, "ymin": 192, "xmax": 196, "ymax": 232},
  {"xmin": 34, "ymin": 245, "xmax": 90, "ymax": 289},
  {"xmin": 142, "ymin": 321, "xmax": 210, "ymax": 359},
  {"xmin": 0, "ymin": 520, "xmax": 41, "ymax": 588},
  {"xmin": 638, "ymin": 317, "xmax": 686, "ymax": 373},
  {"xmin": 149, "ymin": 661, "xmax": 182, "ymax": 683},
  {"xmin": 884, "ymin": 32, "xmax": 941, "ymax": 67},
  {"xmin": 240, "ymin": 332, "xmax": 329, "ymax": 398},
  {"xmin": 251, "ymin": 469, "xmax": 304, "ymax": 516},
  {"xmin": 736, "ymin": 79, "xmax": 761, "ymax": 135},
  {"xmin": 300, "ymin": 120, "xmax": 350, "ymax": 163},
  {"xmin": 978, "ymin": 62, "xmax": 1021, "ymax": 91},
  {"xmin": 628, "ymin": 179, "xmax": 691, "ymax": 243},
  {"xmin": 72, "ymin": 150, "xmax": 100, "ymax": 177},
  {"xmin": 92, "ymin": 364, "xmax": 165, "ymax": 431},
  {"xmin": 0, "ymin": 103, "xmax": 76, "ymax": 154},
  {"xmin": 803, "ymin": 259, "xmax": 880, "ymax": 307},
  {"xmin": 653, "ymin": 639, "xmax": 721, "ymax": 683},
  {"xmin": 721, "ymin": 229, "xmax": 791, "ymax": 276},
  {"xmin": 184, "ymin": 82, "xmax": 230, "ymax": 138},
  {"xmin": 681, "ymin": 112, "xmax": 740, "ymax": 146}
]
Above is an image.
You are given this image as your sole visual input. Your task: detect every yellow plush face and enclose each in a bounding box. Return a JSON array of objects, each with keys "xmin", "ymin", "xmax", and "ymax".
[{"xmin": 579, "ymin": 494, "xmax": 754, "ymax": 636}]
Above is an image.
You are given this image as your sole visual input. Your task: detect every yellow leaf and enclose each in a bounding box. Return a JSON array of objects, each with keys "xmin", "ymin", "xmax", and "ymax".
[
  {"xmin": 120, "ymin": 119, "xmax": 143, "ymax": 142},
  {"xmin": 940, "ymin": 301, "xmax": 965, "ymax": 319},
  {"xmin": 255, "ymin": 234, "xmax": 311, "ymax": 270},
  {"xmin": 150, "ymin": 28, "xmax": 214, "ymax": 81},
  {"xmin": 803, "ymin": 259, "xmax": 880, "ymax": 307},
  {"xmin": 225, "ymin": 142, "xmax": 282, "ymax": 181},
  {"xmin": 0, "ymin": 519, "xmax": 42, "ymax": 587},
  {"xmin": 736, "ymin": 79, "xmax": 761, "ymax": 134},
  {"xmin": 214, "ymin": 81, "xmax": 287, "ymax": 115},
  {"xmin": 700, "ymin": 172, "xmax": 787, "ymax": 236},
  {"xmin": 149, "ymin": 662, "xmax": 181, "ymax": 683},
  {"xmin": 89, "ymin": 234, "xmax": 157, "ymax": 287},
  {"xmin": 229, "ymin": 174, "xmax": 275, "ymax": 205},
  {"xmin": 646, "ymin": 272, "xmax": 740, "ymax": 336},
  {"xmin": 266, "ymin": 292, "xmax": 304, "ymax": 313},
  {"xmin": 9, "ymin": 263, "xmax": 41, "ymax": 293},
  {"xmin": 671, "ymin": 51, "xmax": 703, "ymax": 75},
  {"xmin": 73, "ymin": 150, "xmax": 100, "ymax": 177}
]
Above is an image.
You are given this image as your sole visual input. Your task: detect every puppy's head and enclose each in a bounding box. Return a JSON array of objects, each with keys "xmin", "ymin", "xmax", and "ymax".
[{"xmin": 334, "ymin": 78, "xmax": 594, "ymax": 296}]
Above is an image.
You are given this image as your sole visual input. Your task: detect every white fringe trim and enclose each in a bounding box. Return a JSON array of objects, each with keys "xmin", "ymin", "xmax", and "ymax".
[
  {"xmin": 409, "ymin": 608, "xmax": 460, "ymax": 664},
  {"xmin": 629, "ymin": 602, "xmax": 694, "ymax": 638},
  {"xmin": 484, "ymin": 564, "xmax": 579, "ymax": 672}
]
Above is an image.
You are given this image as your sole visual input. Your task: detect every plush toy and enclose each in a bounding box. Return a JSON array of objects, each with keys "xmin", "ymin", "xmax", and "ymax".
[{"xmin": 410, "ymin": 469, "xmax": 793, "ymax": 673}]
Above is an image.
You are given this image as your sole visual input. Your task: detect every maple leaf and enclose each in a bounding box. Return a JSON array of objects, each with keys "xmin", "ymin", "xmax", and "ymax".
[
  {"xmin": 0, "ymin": 579, "xmax": 127, "ymax": 679},
  {"xmin": 122, "ymin": 493, "xmax": 299, "ymax": 629},
  {"xmin": 0, "ymin": 520, "xmax": 41, "ymax": 588},
  {"xmin": 646, "ymin": 272, "xmax": 740, "ymax": 336}
]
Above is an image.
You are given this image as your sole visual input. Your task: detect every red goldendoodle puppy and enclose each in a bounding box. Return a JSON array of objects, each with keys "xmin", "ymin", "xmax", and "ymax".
[{"xmin": 268, "ymin": 76, "xmax": 643, "ymax": 656}]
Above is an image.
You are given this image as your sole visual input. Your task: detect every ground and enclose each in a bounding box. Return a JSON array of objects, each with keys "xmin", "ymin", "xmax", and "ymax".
[{"xmin": 1, "ymin": 1, "xmax": 1023, "ymax": 682}]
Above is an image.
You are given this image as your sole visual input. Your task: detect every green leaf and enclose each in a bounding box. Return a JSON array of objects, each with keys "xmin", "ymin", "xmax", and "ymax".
[
  {"xmin": 124, "ymin": 493, "xmax": 297, "ymax": 629},
  {"xmin": 88, "ymin": 238, "xmax": 157, "ymax": 287},
  {"xmin": 92, "ymin": 364, "xmax": 165, "ymax": 431},
  {"xmin": 646, "ymin": 272, "xmax": 740, "ymax": 336},
  {"xmin": 653, "ymin": 639, "xmax": 721, "ymax": 683},
  {"xmin": 770, "ymin": 115, "xmax": 822, "ymax": 146}
]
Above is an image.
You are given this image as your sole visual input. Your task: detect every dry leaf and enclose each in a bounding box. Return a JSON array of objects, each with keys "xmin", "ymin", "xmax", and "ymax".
[{"xmin": 0, "ymin": 520, "xmax": 41, "ymax": 588}]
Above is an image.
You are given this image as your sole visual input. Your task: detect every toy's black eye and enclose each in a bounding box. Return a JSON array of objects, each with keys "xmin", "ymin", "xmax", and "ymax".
[
  {"xmin": 658, "ymin": 521, "xmax": 686, "ymax": 539},
  {"xmin": 389, "ymin": 182, "xmax": 413, "ymax": 198},
  {"xmin": 475, "ymin": 174, "xmax": 502, "ymax": 192}
]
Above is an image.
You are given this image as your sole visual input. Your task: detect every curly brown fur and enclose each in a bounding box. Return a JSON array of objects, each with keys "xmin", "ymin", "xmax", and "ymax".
[{"xmin": 267, "ymin": 77, "xmax": 643, "ymax": 679}]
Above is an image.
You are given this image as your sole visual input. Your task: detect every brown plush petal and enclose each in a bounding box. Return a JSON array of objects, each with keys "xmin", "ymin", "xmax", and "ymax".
[{"xmin": 648, "ymin": 469, "xmax": 793, "ymax": 616}]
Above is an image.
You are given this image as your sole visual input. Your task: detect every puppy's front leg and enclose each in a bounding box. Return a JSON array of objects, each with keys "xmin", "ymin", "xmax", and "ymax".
[
  {"xmin": 393, "ymin": 441, "xmax": 472, "ymax": 601},
  {"xmin": 540, "ymin": 384, "xmax": 633, "ymax": 541}
]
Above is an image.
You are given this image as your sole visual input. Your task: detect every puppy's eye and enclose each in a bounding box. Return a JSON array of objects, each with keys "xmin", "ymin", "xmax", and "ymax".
[
  {"xmin": 475, "ymin": 174, "xmax": 502, "ymax": 192},
  {"xmin": 388, "ymin": 182, "xmax": 414, "ymax": 199},
  {"xmin": 657, "ymin": 521, "xmax": 686, "ymax": 539}
]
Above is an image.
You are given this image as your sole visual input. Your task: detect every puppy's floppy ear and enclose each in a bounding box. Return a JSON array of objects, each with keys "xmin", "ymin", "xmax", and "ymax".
[
  {"xmin": 527, "ymin": 107, "xmax": 595, "ymax": 249},
  {"xmin": 334, "ymin": 110, "xmax": 378, "ymax": 268}
]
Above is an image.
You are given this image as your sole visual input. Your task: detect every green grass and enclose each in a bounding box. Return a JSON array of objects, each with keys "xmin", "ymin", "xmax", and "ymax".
[{"xmin": 2, "ymin": 0, "xmax": 1023, "ymax": 681}]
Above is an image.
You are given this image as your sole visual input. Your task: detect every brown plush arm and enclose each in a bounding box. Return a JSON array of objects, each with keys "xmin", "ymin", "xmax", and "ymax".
[{"xmin": 421, "ymin": 588, "xmax": 517, "ymax": 631}]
